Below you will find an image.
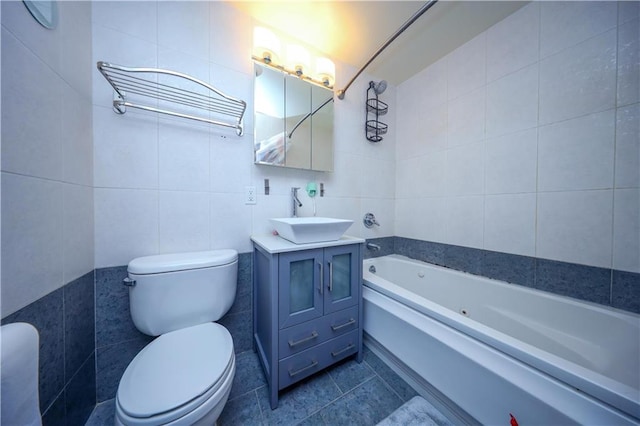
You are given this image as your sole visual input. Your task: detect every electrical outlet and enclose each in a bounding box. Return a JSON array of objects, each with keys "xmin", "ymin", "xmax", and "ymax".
[{"xmin": 245, "ymin": 186, "xmax": 257, "ymax": 205}]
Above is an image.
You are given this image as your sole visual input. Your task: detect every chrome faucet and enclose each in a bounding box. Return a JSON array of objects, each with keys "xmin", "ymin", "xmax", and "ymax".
[
  {"xmin": 366, "ymin": 242, "xmax": 381, "ymax": 251},
  {"xmin": 291, "ymin": 187, "xmax": 303, "ymax": 217}
]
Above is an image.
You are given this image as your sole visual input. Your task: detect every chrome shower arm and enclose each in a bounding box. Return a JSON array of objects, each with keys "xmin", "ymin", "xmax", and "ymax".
[{"xmin": 336, "ymin": 0, "xmax": 439, "ymax": 100}]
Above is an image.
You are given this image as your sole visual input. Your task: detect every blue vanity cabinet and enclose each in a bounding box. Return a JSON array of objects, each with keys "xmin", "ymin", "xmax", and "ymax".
[{"xmin": 252, "ymin": 235, "xmax": 364, "ymax": 410}]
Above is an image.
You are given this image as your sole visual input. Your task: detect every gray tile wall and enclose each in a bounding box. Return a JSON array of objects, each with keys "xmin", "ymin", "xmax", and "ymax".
[
  {"xmin": 1, "ymin": 271, "xmax": 96, "ymax": 426},
  {"xmin": 390, "ymin": 236, "xmax": 640, "ymax": 314}
]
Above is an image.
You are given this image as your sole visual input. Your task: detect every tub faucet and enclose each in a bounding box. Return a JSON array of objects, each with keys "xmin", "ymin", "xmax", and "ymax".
[
  {"xmin": 291, "ymin": 187, "xmax": 302, "ymax": 217},
  {"xmin": 366, "ymin": 242, "xmax": 381, "ymax": 251}
]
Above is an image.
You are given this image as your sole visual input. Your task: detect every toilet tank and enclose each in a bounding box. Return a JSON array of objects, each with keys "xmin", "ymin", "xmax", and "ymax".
[{"xmin": 127, "ymin": 250, "xmax": 238, "ymax": 336}]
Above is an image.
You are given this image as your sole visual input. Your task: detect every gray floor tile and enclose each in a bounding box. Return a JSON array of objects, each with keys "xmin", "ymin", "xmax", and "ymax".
[
  {"xmin": 219, "ymin": 390, "xmax": 263, "ymax": 425},
  {"xmin": 84, "ymin": 399, "xmax": 115, "ymax": 426},
  {"xmin": 313, "ymin": 377, "xmax": 403, "ymax": 425},
  {"xmin": 229, "ymin": 350, "xmax": 267, "ymax": 400},
  {"xmin": 364, "ymin": 346, "xmax": 418, "ymax": 402},
  {"xmin": 327, "ymin": 357, "xmax": 375, "ymax": 394},
  {"xmin": 257, "ymin": 372, "xmax": 341, "ymax": 426}
]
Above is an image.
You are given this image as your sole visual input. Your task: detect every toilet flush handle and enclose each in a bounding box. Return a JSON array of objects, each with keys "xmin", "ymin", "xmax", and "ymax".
[{"xmin": 123, "ymin": 277, "xmax": 136, "ymax": 287}]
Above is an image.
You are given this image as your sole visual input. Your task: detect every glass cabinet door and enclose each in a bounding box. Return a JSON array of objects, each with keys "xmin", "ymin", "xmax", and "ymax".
[
  {"xmin": 323, "ymin": 245, "xmax": 359, "ymax": 314},
  {"xmin": 278, "ymin": 249, "xmax": 324, "ymax": 328}
]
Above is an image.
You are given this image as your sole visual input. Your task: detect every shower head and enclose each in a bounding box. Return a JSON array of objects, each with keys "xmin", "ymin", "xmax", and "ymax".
[{"xmin": 370, "ymin": 80, "xmax": 387, "ymax": 95}]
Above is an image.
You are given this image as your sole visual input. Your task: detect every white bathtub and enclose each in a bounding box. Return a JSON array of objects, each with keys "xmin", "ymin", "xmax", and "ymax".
[{"xmin": 363, "ymin": 255, "xmax": 640, "ymax": 425}]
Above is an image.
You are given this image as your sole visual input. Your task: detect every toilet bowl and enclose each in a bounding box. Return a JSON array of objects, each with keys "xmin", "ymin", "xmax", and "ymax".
[
  {"xmin": 115, "ymin": 250, "xmax": 238, "ymax": 426},
  {"xmin": 115, "ymin": 323, "xmax": 235, "ymax": 425}
]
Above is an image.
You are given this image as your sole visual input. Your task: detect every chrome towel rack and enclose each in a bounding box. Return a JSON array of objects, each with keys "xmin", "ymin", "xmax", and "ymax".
[{"xmin": 97, "ymin": 61, "xmax": 247, "ymax": 136}]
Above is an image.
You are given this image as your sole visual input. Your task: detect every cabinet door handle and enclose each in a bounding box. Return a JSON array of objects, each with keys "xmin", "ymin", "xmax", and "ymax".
[
  {"xmin": 288, "ymin": 359, "xmax": 318, "ymax": 377},
  {"xmin": 328, "ymin": 260, "xmax": 333, "ymax": 292},
  {"xmin": 331, "ymin": 343, "xmax": 355, "ymax": 357},
  {"xmin": 288, "ymin": 331, "xmax": 319, "ymax": 347},
  {"xmin": 318, "ymin": 262, "xmax": 323, "ymax": 295},
  {"xmin": 331, "ymin": 318, "xmax": 356, "ymax": 331}
]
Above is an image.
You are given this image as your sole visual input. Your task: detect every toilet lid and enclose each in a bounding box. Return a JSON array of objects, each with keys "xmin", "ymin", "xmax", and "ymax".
[{"xmin": 117, "ymin": 322, "xmax": 233, "ymax": 419}]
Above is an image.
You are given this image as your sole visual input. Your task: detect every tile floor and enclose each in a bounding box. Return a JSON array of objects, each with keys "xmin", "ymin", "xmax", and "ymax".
[{"xmin": 85, "ymin": 345, "xmax": 451, "ymax": 425}]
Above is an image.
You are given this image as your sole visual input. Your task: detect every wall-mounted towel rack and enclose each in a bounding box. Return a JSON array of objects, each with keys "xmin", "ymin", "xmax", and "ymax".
[{"xmin": 97, "ymin": 61, "xmax": 247, "ymax": 136}]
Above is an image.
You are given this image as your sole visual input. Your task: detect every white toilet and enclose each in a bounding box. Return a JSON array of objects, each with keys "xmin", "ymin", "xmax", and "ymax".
[{"xmin": 115, "ymin": 249, "xmax": 238, "ymax": 426}]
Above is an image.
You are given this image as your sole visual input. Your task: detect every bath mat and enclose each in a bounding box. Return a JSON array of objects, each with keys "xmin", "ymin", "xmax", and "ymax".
[{"xmin": 377, "ymin": 396, "xmax": 441, "ymax": 426}]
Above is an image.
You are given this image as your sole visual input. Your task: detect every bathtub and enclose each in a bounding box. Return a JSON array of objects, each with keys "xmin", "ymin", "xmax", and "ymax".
[{"xmin": 363, "ymin": 255, "xmax": 640, "ymax": 425}]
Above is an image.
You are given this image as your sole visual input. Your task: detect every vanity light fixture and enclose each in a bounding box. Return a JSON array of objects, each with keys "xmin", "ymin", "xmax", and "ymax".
[
  {"xmin": 286, "ymin": 44, "xmax": 310, "ymax": 76},
  {"xmin": 253, "ymin": 26, "xmax": 281, "ymax": 64},
  {"xmin": 315, "ymin": 57, "xmax": 335, "ymax": 87},
  {"xmin": 252, "ymin": 27, "xmax": 335, "ymax": 89}
]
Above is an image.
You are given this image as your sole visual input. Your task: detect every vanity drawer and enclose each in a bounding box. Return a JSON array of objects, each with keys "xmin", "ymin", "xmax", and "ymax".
[
  {"xmin": 279, "ymin": 306, "xmax": 359, "ymax": 358},
  {"xmin": 278, "ymin": 330, "xmax": 358, "ymax": 390}
]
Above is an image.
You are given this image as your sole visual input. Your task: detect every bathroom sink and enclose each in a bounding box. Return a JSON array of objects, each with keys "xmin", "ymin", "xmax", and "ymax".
[{"xmin": 269, "ymin": 217, "xmax": 353, "ymax": 244}]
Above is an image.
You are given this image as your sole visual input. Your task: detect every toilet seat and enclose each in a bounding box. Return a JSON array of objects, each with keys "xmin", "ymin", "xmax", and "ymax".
[{"xmin": 116, "ymin": 322, "xmax": 234, "ymax": 425}]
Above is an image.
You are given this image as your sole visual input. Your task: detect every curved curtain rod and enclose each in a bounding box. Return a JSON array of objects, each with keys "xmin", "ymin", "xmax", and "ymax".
[
  {"xmin": 336, "ymin": 0, "xmax": 439, "ymax": 100},
  {"xmin": 288, "ymin": 96, "xmax": 334, "ymax": 139}
]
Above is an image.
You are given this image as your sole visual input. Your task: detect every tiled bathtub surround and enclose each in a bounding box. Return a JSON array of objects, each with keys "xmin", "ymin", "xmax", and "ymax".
[
  {"xmin": 1, "ymin": 272, "xmax": 96, "ymax": 426},
  {"xmin": 94, "ymin": 252, "xmax": 253, "ymax": 403},
  {"xmin": 395, "ymin": 2, "xmax": 640, "ymax": 288},
  {"xmin": 391, "ymin": 236, "xmax": 640, "ymax": 314}
]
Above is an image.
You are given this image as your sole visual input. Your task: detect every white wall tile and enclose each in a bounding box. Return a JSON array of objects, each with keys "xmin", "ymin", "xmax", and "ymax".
[
  {"xmin": 62, "ymin": 86, "xmax": 93, "ymax": 186},
  {"xmin": 485, "ymin": 128, "xmax": 538, "ymax": 195},
  {"xmin": 484, "ymin": 193, "xmax": 536, "ymax": 257},
  {"xmin": 396, "ymin": 151, "xmax": 446, "ymax": 199},
  {"xmin": 612, "ymin": 188, "xmax": 640, "ymax": 272},
  {"xmin": 445, "ymin": 196, "xmax": 484, "ymax": 249},
  {"xmin": 486, "ymin": 2, "xmax": 539, "ymax": 82},
  {"xmin": 159, "ymin": 191, "xmax": 210, "ymax": 253},
  {"xmin": 1, "ymin": 173, "xmax": 63, "ymax": 316},
  {"xmin": 159, "ymin": 119, "xmax": 210, "ymax": 191},
  {"xmin": 251, "ymin": 193, "xmax": 290, "ymax": 236},
  {"xmin": 91, "ymin": 0, "xmax": 157, "ymax": 43},
  {"xmin": 2, "ymin": 29, "xmax": 63, "ymax": 180},
  {"xmin": 447, "ymin": 33, "xmax": 486, "ymax": 101},
  {"xmin": 617, "ymin": 18, "xmax": 639, "ymax": 107},
  {"xmin": 63, "ymin": 183, "xmax": 94, "ymax": 283},
  {"xmin": 411, "ymin": 57, "xmax": 448, "ymax": 110},
  {"xmin": 615, "ymin": 103, "xmax": 640, "ymax": 188},
  {"xmin": 93, "ymin": 106, "xmax": 159, "ymax": 189},
  {"xmin": 538, "ymin": 109, "xmax": 615, "ymax": 192},
  {"xmin": 1, "ymin": 0, "xmax": 62, "ymax": 74},
  {"xmin": 447, "ymin": 87, "xmax": 485, "ymax": 147},
  {"xmin": 361, "ymin": 158, "xmax": 395, "ymax": 199},
  {"xmin": 486, "ymin": 64, "xmax": 538, "ymax": 139},
  {"xmin": 445, "ymin": 143, "xmax": 484, "ymax": 196},
  {"xmin": 158, "ymin": 1, "xmax": 210, "ymax": 61},
  {"xmin": 59, "ymin": 1, "xmax": 93, "ymax": 100},
  {"xmin": 211, "ymin": 136, "xmax": 255, "ymax": 194},
  {"xmin": 540, "ymin": 1, "xmax": 617, "ymax": 58},
  {"xmin": 317, "ymin": 153, "xmax": 362, "ymax": 198},
  {"xmin": 314, "ymin": 196, "xmax": 361, "ymax": 238},
  {"xmin": 539, "ymin": 29, "xmax": 617, "ymax": 125},
  {"xmin": 417, "ymin": 103, "xmax": 448, "ymax": 154},
  {"xmin": 92, "ymin": 25, "xmax": 158, "ymax": 108},
  {"xmin": 210, "ymin": 192, "xmax": 253, "ymax": 253},
  {"xmin": 360, "ymin": 198, "xmax": 395, "ymax": 239},
  {"xmin": 537, "ymin": 190, "xmax": 613, "ymax": 268},
  {"xmin": 94, "ymin": 188, "xmax": 158, "ymax": 268},
  {"xmin": 396, "ymin": 197, "xmax": 447, "ymax": 244},
  {"xmin": 210, "ymin": 2, "xmax": 253, "ymax": 75}
]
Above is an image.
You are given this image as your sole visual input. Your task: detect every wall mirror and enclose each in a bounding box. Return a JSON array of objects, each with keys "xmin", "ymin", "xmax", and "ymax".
[
  {"xmin": 254, "ymin": 62, "xmax": 334, "ymax": 172},
  {"xmin": 23, "ymin": 0, "xmax": 58, "ymax": 29}
]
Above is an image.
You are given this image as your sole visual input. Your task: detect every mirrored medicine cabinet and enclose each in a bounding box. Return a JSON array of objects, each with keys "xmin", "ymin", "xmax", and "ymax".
[{"xmin": 254, "ymin": 62, "xmax": 334, "ymax": 172}]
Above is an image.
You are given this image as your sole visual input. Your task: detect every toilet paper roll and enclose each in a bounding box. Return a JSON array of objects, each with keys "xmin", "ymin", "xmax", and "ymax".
[{"xmin": 1, "ymin": 322, "xmax": 42, "ymax": 426}]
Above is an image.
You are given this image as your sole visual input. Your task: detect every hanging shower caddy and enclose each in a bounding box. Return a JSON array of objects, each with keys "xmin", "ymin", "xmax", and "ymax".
[
  {"xmin": 365, "ymin": 81, "xmax": 388, "ymax": 142},
  {"xmin": 97, "ymin": 61, "xmax": 247, "ymax": 136}
]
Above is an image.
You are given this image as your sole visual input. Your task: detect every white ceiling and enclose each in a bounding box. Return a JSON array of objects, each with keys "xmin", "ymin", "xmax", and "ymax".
[{"xmin": 232, "ymin": 1, "xmax": 528, "ymax": 87}]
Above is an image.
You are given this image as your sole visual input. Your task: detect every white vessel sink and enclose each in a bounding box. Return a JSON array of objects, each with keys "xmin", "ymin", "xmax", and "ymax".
[{"xmin": 269, "ymin": 217, "xmax": 353, "ymax": 244}]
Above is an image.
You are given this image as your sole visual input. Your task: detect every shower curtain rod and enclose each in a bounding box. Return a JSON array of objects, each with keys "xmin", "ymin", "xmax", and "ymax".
[{"xmin": 336, "ymin": 0, "xmax": 439, "ymax": 100}]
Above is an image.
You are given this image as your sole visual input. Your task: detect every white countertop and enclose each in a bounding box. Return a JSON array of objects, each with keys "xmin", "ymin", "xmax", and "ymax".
[{"xmin": 251, "ymin": 233, "xmax": 365, "ymax": 254}]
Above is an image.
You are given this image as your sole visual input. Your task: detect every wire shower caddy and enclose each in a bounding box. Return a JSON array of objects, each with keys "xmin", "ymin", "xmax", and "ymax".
[{"xmin": 365, "ymin": 82, "xmax": 388, "ymax": 142}]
